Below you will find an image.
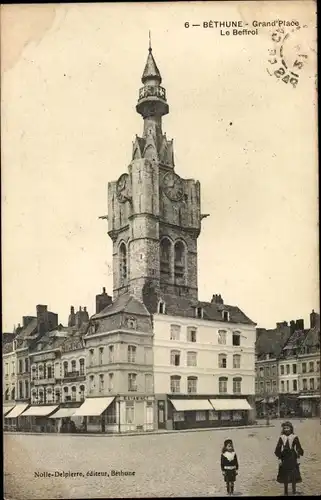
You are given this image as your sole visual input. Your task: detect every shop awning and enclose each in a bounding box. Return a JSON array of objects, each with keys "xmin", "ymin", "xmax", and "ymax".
[
  {"xmin": 21, "ymin": 405, "xmax": 58, "ymax": 417},
  {"xmin": 72, "ymin": 397, "xmax": 115, "ymax": 416},
  {"xmin": 210, "ymin": 399, "xmax": 253, "ymax": 411},
  {"xmin": 49, "ymin": 408, "xmax": 77, "ymax": 419},
  {"xmin": 169, "ymin": 399, "xmax": 213, "ymax": 411},
  {"xmin": 3, "ymin": 405, "xmax": 15, "ymax": 416},
  {"xmin": 298, "ymin": 394, "xmax": 320, "ymax": 399},
  {"xmin": 5, "ymin": 403, "xmax": 29, "ymax": 418}
]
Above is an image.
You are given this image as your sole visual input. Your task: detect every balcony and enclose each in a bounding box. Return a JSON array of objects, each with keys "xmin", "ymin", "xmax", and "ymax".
[
  {"xmin": 32, "ymin": 378, "xmax": 56, "ymax": 386},
  {"xmin": 62, "ymin": 371, "xmax": 86, "ymax": 383}
]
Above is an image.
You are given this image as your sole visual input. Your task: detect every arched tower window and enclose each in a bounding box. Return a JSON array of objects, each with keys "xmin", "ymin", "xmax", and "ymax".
[
  {"xmin": 119, "ymin": 242, "xmax": 127, "ymax": 284},
  {"xmin": 160, "ymin": 238, "xmax": 172, "ymax": 280},
  {"xmin": 174, "ymin": 240, "xmax": 186, "ymax": 284}
]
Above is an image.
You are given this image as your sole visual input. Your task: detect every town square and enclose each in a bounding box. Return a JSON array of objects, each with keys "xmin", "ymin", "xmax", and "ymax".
[{"xmin": 4, "ymin": 419, "xmax": 321, "ymax": 499}]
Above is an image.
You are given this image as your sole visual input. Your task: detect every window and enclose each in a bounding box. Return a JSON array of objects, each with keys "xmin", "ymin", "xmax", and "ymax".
[
  {"xmin": 221, "ymin": 411, "xmax": 230, "ymax": 421},
  {"xmin": 218, "ymin": 330, "xmax": 227, "ymax": 345},
  {"xmin": 158, "ymin": 301, "xmax": 166, "ymax": 314},
  {"xmin": 266, "ymin": 381, "xmax": 271, "ymax": 393},
  {"xmin": 233, "ymin": 377, "xmax": 242, "ymax": 394},
  {"xmin": 281, "ymin": 381, "xmax": 285, "ymax": 392},
  {"xmin": 293, "ymin": 380, "xmax": 297, "ymax": 391},
  {"xmin": 286, "ymin": 364, "xmax": 290, "ymax": 374},
  {"xmin": 233, "ymin": 354, "xmax": 241, "ymax": 369},
  {"xmin": 89, "ymin": 349, "xmax": 94, "ymax": 367},
  {"xmin": 12, "ymin": 361, "xmax": 15, "ymax": 375},
  {"xmin": 309, "ymin": 378, "xmax": 315, "ymax": 390},
  {"xmin": 187, "ymin": 327, "xmax": 197, "ymax": 342},
  {"xmin": 222, "ymin": 311, "xmax": 230, "ymax": 322},
  {"xmin": 232, "ymin": 332, "xmax": 240, "ymax": 346},
  {"xmin": 219, "ymin": 377, "xmax": 228, "ymax": 394},
  {"xmin": 302, "ymin": 378, "xmax": 307, "ymax": 390},
  {"xmin": 272, "ymin": 365, "xmax": 276, "ymax": 376},
  {"xmin": 63, "ymin": 361, "xmax": 68, "ymax": 376},
  {"xmin": 99, "ymin": 374, "xmax": 104, "ymax": 392},
  {"xmin": 187, "ymin": 376, "xmax": 197, "ymax": 393},
  {"xmin": 173, "ymin": 411, "xmax": 185, "ymax": 422},
  {"xmin": 302, "ymin": 362, "xmax": 307, "ymax": 373},
  {"xmin": 196, "ymin": 411, "xmax": 206, "ymax": 421},
  {"xmin": 317, "ymin": 377, "xmax": 320, "ymax": 390},
  {"xmin": 316, "ymin": 360, "xmax": 320, "ymax": 373},
  {"xmin": 128, "ymin": 345, "xmax": 136, "ymax": 363},
  {"xmin": 265, "ymin": 366, "xmax": 270, "ymax": 377},
  {"xmin": 259, "ymin": 367, "xmax": 264, "ymax": 378},
  {"xmin": 174, "ymin": 240, "xmax": 186, "ymax": 283},
  {"xmin": 128, "ymin": 373, "xmax": 137, "ymax": 391},
  {"xmin": 219, "ymin": 354, "xmax": 227, "ymax": 368},
  {"xmin": 25, "ymin": 358, "xmax": 29, "ymax": 373},
  {"xmin": 195, "ymin": 307, "xmax": 203, "ymax": 319},
  {"xmin": 25, "ymin": 380, "xmax": 29, "ymax": 398},
  {"xmin": 293, "ymin": 364, "xmax": 297, "ymax": 374},
  {"xmin": 5, "ymin": 363, "xmax": 8, "ymax": 376},
  {"xmin": 71, "ymin": 386, "xmax": 77, "ymax": 401},
  {"xmin": 309, "ymin": 361, "xmax": 314, "ymax": 372},
  {"xmin": 170, "ymin": 375, "xmax": 181, "ymax": 393},
  {"xmin": 39, "ymin": 390, "xmax": 44, "ymax": 404},
  {"xmin": 187, "ymin": 351, "xmax": 197, "ymax": 367},
  {"xmin": 170, "ymin": 325, "xmax": 181, "ymax": 341},
  {"xmin": 108, "ymin": 373, "xmax": 114, "ymax": 392},
  {"xmin": 170, "ymin": 350, "xmax": 181, "ymax": 366},
  {"xmin": 19, "ymin": 359, "xmax": 23, "ymax": 374},
  {"xmin": 286, "ymin": 380, "xmax": 289, "ymax": 392},
  {"xmin": 79, "ymin": 358, "xmax": 85, "ymax": 375},
  {"xmin": 125, "ymin": 401, "xmax": 134, "ymax": 424},
  {"xmin": 272, "ymin": 380, "xmax": 277, "ymax": 392},
  {"xmin": 145, "ymin": 374, "xmax": 153, "ymax": 393},
  {"xmin": 99, "ymin": 347, "xmax": 104, "ymax": 365},
  {"xmin": 209, "ymin": 410, "xmax": 219, "ymax": 421},
  {"xmin": 144, "ymin": 347, "xmax": 152, "ymax": 365},
  {"xmin": 160, "ymin": 238, "xmax": 171, "ymax": 279},
  {"xmin": 55, "ymin": 389, "xmax": 61, "ymax": 403},
  {"xmin": 47, "ymin": 365, "xmax": 52, "ymax": 379},
  {"xmin": 259, "ymin": 381, "xmax": 264, "ymax": 393},
  {"xmin": 106, "ymin": 400, "xmax": 117, "ymax": 424},
  {"xmin": 89, "ymin": 375, "xmax": 94, "ymax": 393},
  {"xmin": 4, "ymin": 388, "xmax": 9, "ymax": 401},
  {"xmin": 280, "ymin": 365, "xmax": 284, "ymax": 375},
  {"xmin": 108, "ymin": 345, "xmax": 114, "ymax": 363},
  {"xmin": 80, "ymin": 385, "xmax": 85, "ymax": 401},
  {"xmin": 119, "ymin": 242, "xmax": 127, "ymax": 283}
]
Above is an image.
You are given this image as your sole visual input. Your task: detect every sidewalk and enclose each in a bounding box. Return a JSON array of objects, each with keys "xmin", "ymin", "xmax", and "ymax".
[{"xmin": 4, "ymin": 422, "xmax": 275, "ymax": 438}]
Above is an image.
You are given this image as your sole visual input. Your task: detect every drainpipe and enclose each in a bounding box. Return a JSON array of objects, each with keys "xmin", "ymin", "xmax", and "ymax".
[{"xmin": 118, "ymin": 397, "xmax": 121, "ymax": 434}]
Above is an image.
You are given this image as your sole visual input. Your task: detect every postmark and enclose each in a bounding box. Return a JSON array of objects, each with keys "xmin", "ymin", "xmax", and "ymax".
[{"xmin": 267, "ymin": 25, "xmax": 309, "ymax": 88}]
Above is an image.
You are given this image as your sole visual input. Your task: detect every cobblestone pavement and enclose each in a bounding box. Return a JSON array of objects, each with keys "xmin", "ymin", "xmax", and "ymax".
[{"xmin": 4, "ymin": 419, "xmax": 321, "ymax": 499}]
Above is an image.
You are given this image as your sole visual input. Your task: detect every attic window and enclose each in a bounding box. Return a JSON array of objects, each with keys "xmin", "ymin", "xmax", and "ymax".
[
  {"xmin": 158, "ymin": 301, "xmax": 166, "ymax": 314},
  {"xmin": 195, "ymin": 307, "xmax": 203, "ymax": 319},
  {"xmin": 222, "ymin": 310, "xmax": 230, "ymax": 322}
]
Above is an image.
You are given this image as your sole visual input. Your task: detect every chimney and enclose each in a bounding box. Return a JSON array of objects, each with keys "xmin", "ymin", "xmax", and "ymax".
[
  {"xmin": 296, "ymin": 319, "xmax": 304, "ymax": 331},
  {"xmin": 68, "ymin": 306, "xmax": 76, "ymax": 327},
  {"xmin": 96, "ymin": 287, "xmax": 112, "ymax": 314},
  {"xmin": 36, "ymin": 305, "xmax": 49, "ymax": 334},
  {"xmin": 23, "ymin": 316, "xmax": 36, "ymax": 328},
  {"xmin": 290, "ymin": 320, "xmax": 296, "ymax": 334},
  {"xmin": 310, "ymin": 310, "xmax": 320, "ymax": 329},
  {"xmin": 276, "ymin": 321, "xmax": 288, "ymax": 330},
  {"xmin": 211, "ymin": 294, "xmax": 224, "ymax": 305},
  {"xmin": 48, "ymin": 312, "xmax": 58, "ymax": 330}
]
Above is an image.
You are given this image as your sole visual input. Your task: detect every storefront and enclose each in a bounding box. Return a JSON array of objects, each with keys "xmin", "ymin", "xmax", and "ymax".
[
  {"xmin": 298, "ymin": 394, "xmax": 320, "ymax": 417},
  {"xmin": 20, "ymin": 405, "xmax": 58, "ymax": 432},
  {"xmin": 3, "ymin": 405, "xmax": 16, "ymax": 431},
  {"xmin": 49, "ymin": 407, "xmax": 80, "ymax": 432},
  {"xmin": 72, "ymin": 396, "xmax": 116, "ymax": 433},
  {"xmin": 168, "ymin": 397, "xmax": 253, "ymax": 430},
  {"xmin": 4, "ymin": 403, "xmax": 29, "ymax": 430}
]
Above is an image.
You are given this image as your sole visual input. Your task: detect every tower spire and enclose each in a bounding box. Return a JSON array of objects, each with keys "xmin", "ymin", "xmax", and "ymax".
[{"xmin": 149, "ymin": 30, "xmax": 152, "ymax": 52}]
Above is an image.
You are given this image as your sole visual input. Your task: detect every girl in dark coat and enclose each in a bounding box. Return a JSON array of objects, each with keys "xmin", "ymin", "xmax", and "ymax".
[
  {"xmin": 221, "ymin": 439, "xmax": 239, "ymax": 496},
  {"xmin": 274, "ymin": 421, "xmax": 304, "ymax": 496}
]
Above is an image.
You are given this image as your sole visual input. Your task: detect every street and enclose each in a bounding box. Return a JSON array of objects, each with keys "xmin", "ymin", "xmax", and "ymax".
[{"xmin": 4, "ymin": 419, "xmax": 321, "ymax": 498}]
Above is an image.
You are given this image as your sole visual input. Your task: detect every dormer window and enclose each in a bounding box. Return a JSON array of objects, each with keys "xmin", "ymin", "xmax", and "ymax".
[
  {"xmin": 222, "ymin": 310, "xmax": 230, "ymax": 322},
  {"xmin": 195, "ymin": 307, "xmax": 203, "ymax": 319},
  {"xmin": 158, "ymin": 301, "xmax": 166, "ymax": 314}
]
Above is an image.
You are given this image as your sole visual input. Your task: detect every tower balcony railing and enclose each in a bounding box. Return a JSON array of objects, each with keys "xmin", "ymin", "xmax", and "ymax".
[{"xmin": 138, "ymin": 85, "xmax": 166, "ymax": 101}]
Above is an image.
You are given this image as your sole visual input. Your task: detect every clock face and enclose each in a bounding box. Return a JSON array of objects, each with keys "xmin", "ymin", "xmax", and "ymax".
[
  {"xmin": 163, "ymin": 172, "xmax": 184, "ymax": 201},
  {"xmin": 116, "ymin": 173, "xmax": 131, "ymax": 203}
]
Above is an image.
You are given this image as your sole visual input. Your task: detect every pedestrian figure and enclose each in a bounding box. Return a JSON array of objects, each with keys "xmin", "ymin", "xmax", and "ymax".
[
  {"xmin": 274, "ymin": 421, "xmax": 304, "ymax": 496},
  {"xmin": 221, "ymin": 439, "xmax": 239, "ymax": 496}
]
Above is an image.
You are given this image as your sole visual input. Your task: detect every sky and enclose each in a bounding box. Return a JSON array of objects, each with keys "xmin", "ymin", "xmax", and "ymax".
[{"xmin": 1, "ymin": 1, "xmax": 318, "ymax": 332}]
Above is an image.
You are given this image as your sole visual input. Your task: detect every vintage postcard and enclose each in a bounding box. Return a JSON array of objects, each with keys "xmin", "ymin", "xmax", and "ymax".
[{"xmin": 2, "ymin": 1, "xmax": 319, "ymax": 498}]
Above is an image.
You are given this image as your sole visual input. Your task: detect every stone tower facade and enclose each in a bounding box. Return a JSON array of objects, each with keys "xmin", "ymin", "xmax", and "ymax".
[{"xmin": 108, "ymin": 44, "xmax": 201, "ymax": 305}]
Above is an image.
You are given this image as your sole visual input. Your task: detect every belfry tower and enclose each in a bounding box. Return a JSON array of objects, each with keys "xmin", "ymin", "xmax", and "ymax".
[{"xmin": 108, "ymin": 40, "xmax": 202, "ymax": 309}]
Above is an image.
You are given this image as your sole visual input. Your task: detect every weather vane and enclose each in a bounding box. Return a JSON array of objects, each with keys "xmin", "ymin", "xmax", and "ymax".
[{"xmin": 149, "ymin": 30, "xmax": 152, "ymax": 51}]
